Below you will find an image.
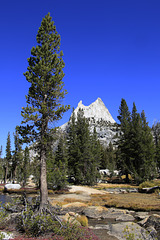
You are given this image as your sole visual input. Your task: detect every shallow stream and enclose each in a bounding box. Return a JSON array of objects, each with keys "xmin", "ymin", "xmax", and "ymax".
[{"xmin": 0, "ymin": 194, "xmax": 12, "ymax": 205}]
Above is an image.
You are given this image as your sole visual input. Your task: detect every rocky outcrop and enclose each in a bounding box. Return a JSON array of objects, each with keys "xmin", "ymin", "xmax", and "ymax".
[
  {"xmin": 139, "ymin": 186, "xmax": 160, "ymax": 193},
  {"xmin": 59, "ymin": 212, "xmax": 88, "ymax": 227},
  {"xmin": 4, "ymin": 184, "xmax": 21, "ymax": 190},
  {"xmin": 0, "ymin": 231, "xmax": 14, "ymax": 240},
  {"xmin": 83, "ymin": 206, "xmax": 109, "ymax": 219},
  {"xmin": 61, "ymin": 202, "xmax": 88, "ymax": 214},
  {"xmin": 108, "ymin": 222, "xmax": 148, "ymax": 240},
  {"xmin": 139, "ymin": 214, "xmax": 160, "ymax": 239},
  {"xmin": 83, "ymin": 206, "xmax": 135, "ymax": 221},
  {"xmin": 60, "ymin": 213, "xmax": 81, "ymax": 226}
]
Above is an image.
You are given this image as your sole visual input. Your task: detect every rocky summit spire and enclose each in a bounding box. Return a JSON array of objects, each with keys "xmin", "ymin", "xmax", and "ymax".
[
  {"xmin": 74, "ymin": 97, "xmax": 115, "ymax": 124},
  {"xmin": 60, "ymin": 98, "xmax": 117, "ymax": 146}
]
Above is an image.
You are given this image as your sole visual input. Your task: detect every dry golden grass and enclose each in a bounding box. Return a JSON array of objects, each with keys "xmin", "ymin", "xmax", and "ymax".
[
  {"xmin": 94, "ymin": 183, "xmax": 138, "ymax": 190},
  {"xmin": 139, "ymin": 179, "xmax": 160, "ymax": 189},
  {"xmin": 50, "ymin": 182, "xmax": 160, "ymax": 211},
  {"xmin": 76, "ymin": 215, "xmax": 88, "ymax": 227},
  {"xmin": 91, "ymin": 192, "xmax": 160, "ymax": 211},
  {"xmin": 50, "ymin": 191, "xmax": 160, "ymax": 211},
  {"xmin": 63, "ymin": 197, "xmax": 85, "ymax": 203},
  {"xmin": 74, "ymin": 191, "xmax": 84, "ymax": 195}
]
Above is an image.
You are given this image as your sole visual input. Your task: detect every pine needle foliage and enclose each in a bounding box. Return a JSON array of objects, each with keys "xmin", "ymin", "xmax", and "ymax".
[
  {"xmin": 18, "ymin": 13, "xmax": 70, "ymax": 210},
  {"xmin": 117, "ymin": 99, "xmax": 156, "ymax": 184}
]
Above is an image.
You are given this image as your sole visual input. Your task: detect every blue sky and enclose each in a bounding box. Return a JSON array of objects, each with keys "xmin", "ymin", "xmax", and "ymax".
[{"xmin": 0, "ymin": 0, "xmax": 160, "ymax": 156}]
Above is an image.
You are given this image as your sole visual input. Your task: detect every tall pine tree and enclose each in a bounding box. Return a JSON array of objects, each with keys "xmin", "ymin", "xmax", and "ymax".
[
  {"xmin": 18, "ymin": 13, "xmax": 70, "ymax": 210},
  {"xmin": 12, "ymin": 129, "xmax": 23, "ymax": 183},
  {"xmin": 22, "ymin": 146, "xmax": 30, "ymax": 187},
  {"xmin": 152, "ymin": 121, "xmax": 160, "ymax": 171},
  {"xmin": 4, "ymin": 132, "xmax": 12, "ymax": 183},
  {"xmin": 68, "ymin": 109, "xmax": 100, "ymax": 185},
  {"xmin": 0, "ymin": 146, "xmax": 2, "ymax": 181},
  {"xmin": 117, "ymin": 98, "xmax": 131, "ymax": 182},
  {"xmin": 117, "ymin": 99, "xmax": 156, "ymax": 184},
  {"xmin": 140, "ymin": 111, "xmax": 156, "ymax": 180},
  {"xmin": 67, "ymin": 109, "xmax": 78, "ymax": 178},
  {"xmin": 47, "ymin": 134, "xmax": 68, "ymax": 190},
  {"xmin": 129, "ymin": 103, "xmax": 144, "ymax": 182}
]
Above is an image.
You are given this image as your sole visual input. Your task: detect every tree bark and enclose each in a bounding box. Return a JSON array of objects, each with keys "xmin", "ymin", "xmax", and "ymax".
[
  {"xmin": 4, "ymin": 166, "xmax": 8, "ymax": 184},
  {"xmin": 39, "ymin": 145, "xmax": 48, "ymax": 211}
]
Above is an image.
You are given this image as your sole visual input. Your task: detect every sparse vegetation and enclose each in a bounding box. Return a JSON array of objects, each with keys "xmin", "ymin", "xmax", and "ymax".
[
  {"xmin": 139, "ymin": 179, "xmax": 160, "ymax": 189},
  {"xmin": 0, "ymin": 205, "xmax": 8, "ymax": 230},
  {"xmin": 91, "ymin": 192, "xmax": 160, "ymax": 211},
  {"xmin": 76, "ymin": 215, "xmax": 88, "ymax": 227}
]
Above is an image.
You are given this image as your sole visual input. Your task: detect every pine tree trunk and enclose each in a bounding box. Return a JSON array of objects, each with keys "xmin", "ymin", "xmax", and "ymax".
[
  {"xmin": 39, "ymin": 145, "xmax": 48, "ymax": 211},
  {"xmin": 125, "ymin": 171, "xmax": 129, "ymax": 183},
  {"xmin": 4, "ymin": 166, "xmax": 8, "ymax": 184}
]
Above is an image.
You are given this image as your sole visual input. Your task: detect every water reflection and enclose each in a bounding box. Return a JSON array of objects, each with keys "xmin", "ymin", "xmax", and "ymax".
[{"xmin": 0, "ymin": 194, "xmax": 12, "ymax": 205}]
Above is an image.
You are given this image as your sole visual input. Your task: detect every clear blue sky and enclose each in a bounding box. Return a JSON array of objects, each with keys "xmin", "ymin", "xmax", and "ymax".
[{"xmin": 0, "ymin": 0, "xmax": 160, "ymax": 156}]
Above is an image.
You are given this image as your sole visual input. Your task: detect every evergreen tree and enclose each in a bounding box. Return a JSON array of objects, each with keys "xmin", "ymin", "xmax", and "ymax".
[
  {"xmin": 152, "ymin": 121, "xmax": 160, "ymax": 146},
  {"xmin": 107, "ymin": 142, "xmax": 116, "ymax": 172},
  {"xmin": 74, "ymin": 108, "xmax": 91, "ymax": 184},
  {"xmin": 117, "ymin": 99, "xmax": 131, "ymax": 182},
  {"xmin": 30, "ymin": 154, "xmax": 40, "ymax": 187},
  {"xmin": 100, "ymin": 143, "xmax": 116, "ymax": 173},
  {"xmin": 117, "ymin": 99, "xmax": 156, "ymax": 184},
  {"xmin": 0, "ymin": 146, "xmax": 2, "ymax": 157},
  {"xmin": 100, "ymin": 145, "xmax": 109, "ymax": 169},
  {"xmin": 47, "ymin": 134, "xmax": 68, "ymax": 190},
  {"xmin": 129, "ymin": 105, "xmax": 156, "ymax": 183},
  {"xmin": 89, "ymin": 127, "xmax": 101, "ymax": 183},
  {"xmin": 129, "ymin": 103, "xmax": 143, "ymax": 181},
  {"xmin": 68, "ymin": 109, "xmax": 100, "ymax": 185},
  {"xmin": 21, "ymin": 146, "xmax": 30, "ymax": 186},
  {"xmin": 152, "ymin": 121, "xmax": 160, "ymax": 170},
  {"xmin": 4, "ymin": 132, "xmax": 12, "ymax": 183},
  {"xmin": 155, "ymin": 138, "xmax": 160, "ymax": 171},
  {"xmin": 140, "ymin": 110, "xmax": 156, "ymax": 180},
  {"xmin": 12, "ymin": 129, "xmax": 23, "ymax": 183},
  {"xmin": 0, "ymin": 146, "xmax": 2, "ymax": 181},
  {"xmin": 18, "ymin": 13, "xmax": 70, "ymax": 210},
  {"xmin": 67, "ymin": 109, "xmax": 78, "ymax": 178}
]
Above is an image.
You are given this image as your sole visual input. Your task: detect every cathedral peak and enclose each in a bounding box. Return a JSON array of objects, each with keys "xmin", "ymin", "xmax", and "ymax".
[{"xmin": 74, "ymin": 98, "xmax": 115, "ymax": 124}]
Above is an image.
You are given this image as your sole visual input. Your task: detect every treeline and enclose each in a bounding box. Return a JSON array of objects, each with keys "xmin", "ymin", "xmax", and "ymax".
[
  {"xmin": 0, "ymin": 99, "xmax": 160, "ymax": 188},
  {"xmin": 117, "ymin": 98, "xmax": 159, "ymax": 184},
  {"xmin": 0, "ymin": 108, "xmax": 101, "ymax": 188},
  {"xmin": 0, "ymin": 131, "xmax": 30, "ymax": 185}
]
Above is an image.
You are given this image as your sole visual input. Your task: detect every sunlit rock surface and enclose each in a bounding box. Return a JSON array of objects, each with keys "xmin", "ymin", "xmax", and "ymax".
[{"xmin": 60, "ymin": 98, "xmax": 118, "ymax": 146}]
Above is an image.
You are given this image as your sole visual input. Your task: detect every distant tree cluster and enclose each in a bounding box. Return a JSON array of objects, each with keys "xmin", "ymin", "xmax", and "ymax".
[
  {"xmin": 67, "ymin": 108, "xmax": 101, "ymax": 185},
  {"xmin": 152, "ymin": 121, "xmax": 160, "ymax": 170},
  {"xmin": 2, "ymin": 98, "xmax": 160, "ymax": 189},
  {"xmin": 117, "ymin": 98, "xmax": 157, "ymax": 184},
  {"xmin": 0, "ymin": 131, "xmax": 30, "ymax": 185}
]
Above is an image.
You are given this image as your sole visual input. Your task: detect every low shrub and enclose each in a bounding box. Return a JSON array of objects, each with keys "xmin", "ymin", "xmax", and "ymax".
[
  {"xmin": 139, "ymin": 180, "xmax": 160, "ymax": 189},
  {"xmin": 0, "ymin": 205, "xmax": 8, "ymax": 229},
  {"xmin": 4, "ymin": 188, "xmax": 39, "ymax": 194},
  {"xmin": 17, "ymin": 206, "xmax": 59, "ymax": 237},
  {"xmin": 76, "ymin": 215, "xmax": 88, "ymax": 227},
  {"xmin": 48, "ymin": 189, "xmax": 54, "ymax": 195},
  {"xmin": 16, "ymin": 204, "xmax": 99, "ymax": 239},
  {"xmin": 13, "ymin": 237, "xmax": 65, "ymax": 240},
  {"xmin": 55, "ymin": 223, "xmax": 99, "ymax": 240}
]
